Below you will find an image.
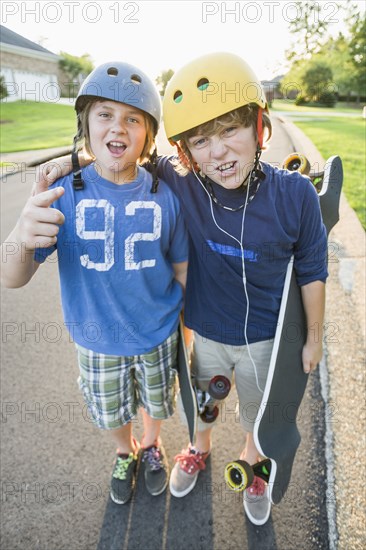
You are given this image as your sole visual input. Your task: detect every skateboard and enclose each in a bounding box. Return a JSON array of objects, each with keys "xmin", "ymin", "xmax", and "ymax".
[
  {"xmin": 177, "ymin": 317, "xmax": 197, "ymax": 445},
  {"xmin": 282, "ymin": 152, "xmax": 333, "ymax": 192},
  {"xmin": 225, "ymin": 155, "xmax": 343, "ymax": 505},
  {"xmin": 195, "ymin": 375, "xmax": 231, "ymax": 423},
  {"xmin": 177, "ymin": 318, "xmax": 231, "ymax": 444}
]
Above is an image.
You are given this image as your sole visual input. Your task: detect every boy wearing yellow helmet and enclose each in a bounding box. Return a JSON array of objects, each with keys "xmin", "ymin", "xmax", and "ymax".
[
  {"xmin": 161, "ymin": 53, "xmax": 326, "ymax": 525},
  {"xmin": 31, "ymin": 53, "xmax": 327, "ymax": 526}
]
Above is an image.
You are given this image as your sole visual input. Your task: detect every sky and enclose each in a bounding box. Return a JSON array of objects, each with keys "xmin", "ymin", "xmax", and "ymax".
[{"xmin": 1, "ymin": 1, "xmax": 363, "ymax": 81}]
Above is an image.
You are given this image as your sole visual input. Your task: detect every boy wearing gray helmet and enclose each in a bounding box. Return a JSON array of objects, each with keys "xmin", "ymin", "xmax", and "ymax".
[{"xmin": 0, "ymin": 62, "xmax": 188, "ymax": 505}]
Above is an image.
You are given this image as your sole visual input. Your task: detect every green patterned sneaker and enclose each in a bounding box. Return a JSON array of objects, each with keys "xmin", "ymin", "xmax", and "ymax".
[{"xmin": 110, "ymin": 448, "xmax": 139, "ymax": 504}]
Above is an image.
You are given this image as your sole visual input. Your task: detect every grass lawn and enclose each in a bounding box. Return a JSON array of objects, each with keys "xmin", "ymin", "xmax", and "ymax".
[
  {"xmin": 0, "ymin": 100, "xmax": 75, "ymax": 153},
  {"xmin": 291, "ymin": 116, "xmax": 365, "ymax": 230},
  {"xmin": 1, "ymin": 99, "xmax": 365, "ymax": 229},
  {"xmin": 271, "ymin": 100, "xmax": 365, "ymax": 229},
  {"xmin": 271, "ymin": 99, "xmax": 363, "ymax": 115}
]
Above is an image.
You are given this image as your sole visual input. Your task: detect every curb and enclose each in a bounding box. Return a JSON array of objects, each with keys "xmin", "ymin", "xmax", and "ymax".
[{"xmin": 0, "ymin": 147, "xmax": 72, "ymax": 180}]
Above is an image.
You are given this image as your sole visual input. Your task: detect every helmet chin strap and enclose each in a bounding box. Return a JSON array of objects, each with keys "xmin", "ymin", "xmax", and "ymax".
[
  {"xmin": 71, "ymin": 121, "xmax": 160, "ymax": 193},
  {"xmin": 72, "ymin": 139, "xmax": 84, "ymax": 191},
  {"xmin": 174, "ymin": 106, "xmax": 266, "ymax": 197},
  {"xmin": 197, "ymin": 147, "xmax": 265, "ymax": 212},
  {"xmin": 253, "ymin": 144, "xmax": 264, "ymax": 181},
  {"xmin": 257, "ymin": 106, "xmax": 264, "ymax": 149},
  {"xmin": 149, "ymin": 146, "xmax": 159, "ymax": 193},
  {"xmin": 203, "ymin": 145, "xmax": 264, "ymax": 190},
  {"xmin": 253, "ymin": 105, "xmax": 266, "ymax": 181}
]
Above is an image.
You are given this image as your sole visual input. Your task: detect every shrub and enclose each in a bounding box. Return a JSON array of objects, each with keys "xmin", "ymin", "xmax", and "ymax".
[
  {"xmin": 295, "ymin": 93, "xmax": 308, "ymax": 106},
  {"xmin": 317, "ymin": 91, "xmax": 337, "ymax": 107},
  {"xmin": 0, "ymin": 76, "xmax": 8, "ymax": 100}
]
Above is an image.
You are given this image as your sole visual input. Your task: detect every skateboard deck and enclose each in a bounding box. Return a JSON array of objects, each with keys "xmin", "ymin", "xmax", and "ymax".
[
  {"xmin": 225, "ymin": 155, "xmax": 343, "ymax": 504},
  {"xmin": 254, "ymin": 155, "xmax": 343, "ymax": 504},
  {"xmin": 177, "ymin": 318, "xmax": 197, "ymax": 445}
]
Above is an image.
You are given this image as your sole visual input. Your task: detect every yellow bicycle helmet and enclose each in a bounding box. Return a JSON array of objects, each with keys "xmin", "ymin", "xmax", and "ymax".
[{"xmin": 163, "ymin": 52, "xmax": 267, "ymax": 143}]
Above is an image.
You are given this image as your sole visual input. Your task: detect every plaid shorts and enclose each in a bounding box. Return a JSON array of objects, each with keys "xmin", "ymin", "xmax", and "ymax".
[{"xmin": 76, "ymin": 331, "xmax": 179, "ymax": 429}]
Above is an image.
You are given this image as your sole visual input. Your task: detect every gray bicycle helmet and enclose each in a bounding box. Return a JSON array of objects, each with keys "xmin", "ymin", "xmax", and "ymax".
[{"xmin": 75, "ymin": 62, "xmax": 161, "ymax": 132}]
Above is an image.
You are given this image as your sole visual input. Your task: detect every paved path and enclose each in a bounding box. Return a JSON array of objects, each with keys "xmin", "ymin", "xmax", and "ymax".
[{"xmin": 1, "ymin": 116, "xmax": 365, "ymax": 550}]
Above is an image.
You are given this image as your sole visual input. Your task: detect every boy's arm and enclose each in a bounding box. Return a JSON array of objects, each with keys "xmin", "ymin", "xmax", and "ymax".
[
  {"xmin": 173, "ymin": 261, "xmax": 188, "ymax": 294},
  {"xmin": 300, "ymin": 280, "xmax": 326, "ymax": 374},
  {"xmin": 0, "ymin": 187, "xmax": 65, "ymax": 288}
]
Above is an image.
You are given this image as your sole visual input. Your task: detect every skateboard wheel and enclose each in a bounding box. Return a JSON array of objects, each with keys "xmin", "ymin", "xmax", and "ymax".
[
  {"xmin": 311, "ymin": 174, "xmax": 324, "ymax": 192},
  {"xmin": 224, "ymin": 460, "xmax": 254, "ymax": 492},
  {"xmin": 208, "ymin": 375, "xmax": 231, "ymax": 400},
  {"xmin": 282, "ymin": 153, "xmax": 311, "ymax": 175},
  {"xmin": 200, "ymin": 405, "xmax": 219, "ymax": 423},
  {"xmin": 252, "ymin": 459, "xmax": 271, "ymax": 483}
]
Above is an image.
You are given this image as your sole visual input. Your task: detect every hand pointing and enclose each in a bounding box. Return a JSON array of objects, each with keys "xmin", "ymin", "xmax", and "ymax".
[
  {"xmin": 32, "ymin": 155, "xmax": 73, "ymax": 196},
  {"xmin": 16, "ymin": 187, "xmax": 65, "ymax": 250}
]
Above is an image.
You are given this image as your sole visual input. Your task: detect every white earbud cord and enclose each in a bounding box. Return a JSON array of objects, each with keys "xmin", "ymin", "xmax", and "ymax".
[{"xmin": 193, "ymin": 168, "xmax": 264, "ymax": 393}]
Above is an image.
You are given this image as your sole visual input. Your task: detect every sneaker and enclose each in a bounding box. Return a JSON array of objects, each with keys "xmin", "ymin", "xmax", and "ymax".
[
  {"xmin": 243, "ymin": 475, "xmax": 271, "ymax": 525},
  {"xmin": 141, "ymin": 443, "xmax": 169, "ymax": 496},
  {"xmin": 169, "ymin": 444, "xmax": 210, "ymax": 498},
  {"xmin": 110, "ymin": 444, "xmax": 140, "ymax": 505}
]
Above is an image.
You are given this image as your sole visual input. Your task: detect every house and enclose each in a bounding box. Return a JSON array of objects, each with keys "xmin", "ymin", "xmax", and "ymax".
[
  {"xmin": 0, "ymin": 25, "xmax": 67, "ymax": 101},
  {"xmin": 261, "ymin": 75, "xmax": 285, "ymax": 104}
]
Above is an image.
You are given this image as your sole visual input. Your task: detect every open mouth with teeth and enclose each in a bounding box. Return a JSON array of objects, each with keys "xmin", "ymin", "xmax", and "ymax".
[
  {"xmin": 107, "ymin": 141, "xmax": 127, "ymax": 155},
  {"xmin": 216, "ymin": 161, "xmax": 236, "ymax": 173}
]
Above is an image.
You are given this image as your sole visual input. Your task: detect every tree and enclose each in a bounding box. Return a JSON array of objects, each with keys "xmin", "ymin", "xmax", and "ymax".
[
  {"xmin": 348, "ymin": 14, "xmax": 366, "ymax": 101},
  {"xmin": 280, "ymin": 59, "xmax": 336, "ymax": 106},
  {"xmin": 155, "ymin": 69, "xmax": 174, "ymax": 97},
  {"xmin": 279, "ymin": 60, "xmax": 306, "ymax": 99},
  {"xmin": 303, "ymin": 62, "xmax": 335, "ymax": 105},
  {"xmin": 286, "ymin": 1, "xmax": 341, "ymax": 62},
  {"xmin": 316, "ymin": 34, "xmax": 359, "ymax": 101},
  {"xmin": 59, "ymin": 52, "xmax": 94, "ymax": 95},
  {"xmin": 0, "ymin": 75, "xmax": 8, "ymax": 100},
  {"xmin": 342, "ymin": 0, "xmax": 364, "ymax": 29},
  {"xmin": 281, "ymin": 3, "xmax": 365, "ymax": 105}
]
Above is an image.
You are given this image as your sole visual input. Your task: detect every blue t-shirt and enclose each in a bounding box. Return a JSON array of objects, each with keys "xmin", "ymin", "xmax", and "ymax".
[
  {"xmin": 156, "ymin": 157, "xmax": 328, "ymax": 345},
  {"xmin": 35, "ymin": 164, "xmax": 188, "ymax": 355}
]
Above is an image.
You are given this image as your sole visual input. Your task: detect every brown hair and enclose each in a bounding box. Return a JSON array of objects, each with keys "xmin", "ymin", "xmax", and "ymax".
[
  {"xmin": 174, "ymin": 104, "xmax": 272, "ymax": 175},
  {"xmin": 75, "ymin": 99, "xmax": 156, "ymax": 163}
]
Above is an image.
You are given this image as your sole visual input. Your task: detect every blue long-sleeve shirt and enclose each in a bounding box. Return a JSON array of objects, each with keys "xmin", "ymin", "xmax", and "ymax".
[{"xmin": 156, "ymin": 157, "xmax": 328, "ymax": 345}]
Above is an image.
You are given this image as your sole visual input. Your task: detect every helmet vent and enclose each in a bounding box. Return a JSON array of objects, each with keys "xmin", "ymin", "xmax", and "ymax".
[
  {"xmin": 197, "ymin": 78, "xmax": 209, "ymax": 91},
  {"xmin": 173, "ymin": 90, "xmax": 183, "ymax": 103},
  {"xmin": 131, "ymin": 74, "xmax": 142, "ymax": 85},
  {"xmin": 107, "ymin": 67, "xmax": 119, "ymax": 77}
]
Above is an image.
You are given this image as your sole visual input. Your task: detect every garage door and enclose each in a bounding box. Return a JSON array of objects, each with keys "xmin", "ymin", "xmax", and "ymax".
[{"xmin": 1, "ymin": 68, "xmax": 59, "ymax": 102}]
